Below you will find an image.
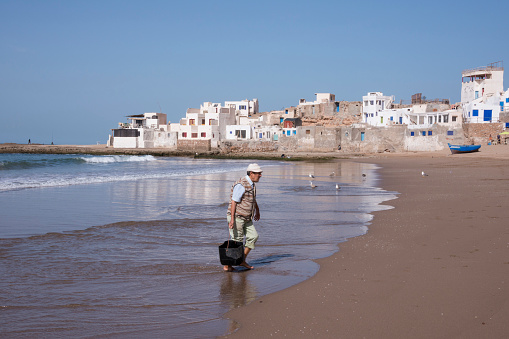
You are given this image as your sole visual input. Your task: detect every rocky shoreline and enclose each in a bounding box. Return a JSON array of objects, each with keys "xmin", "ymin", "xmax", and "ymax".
[{"xmin": 0, "ymin": 143, "xmax": 361, "ymax": 161}]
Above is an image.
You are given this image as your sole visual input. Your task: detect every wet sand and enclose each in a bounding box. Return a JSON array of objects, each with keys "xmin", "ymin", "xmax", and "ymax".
[{"xmin": 223, "ymin": 145, "xmax": 509, "ymax": 338}]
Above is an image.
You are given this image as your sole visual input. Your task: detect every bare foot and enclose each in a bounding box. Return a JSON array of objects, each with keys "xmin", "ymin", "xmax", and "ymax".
[
  {"xmin": 239, "ymin": 262, "xmax": 253, "ymax": 270},
  {"xmin": 223, "ymin": 265, "xmax": 236, "ymax": 272}
]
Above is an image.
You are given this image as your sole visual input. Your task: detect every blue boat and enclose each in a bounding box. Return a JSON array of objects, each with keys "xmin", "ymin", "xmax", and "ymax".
[{"xmin": 448, "ymin": 143, "xmax": 481, "ymax": 154}]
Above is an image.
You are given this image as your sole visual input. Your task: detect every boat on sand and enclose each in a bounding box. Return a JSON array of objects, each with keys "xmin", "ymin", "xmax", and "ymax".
[{"xmin": 448, "ymin": 143, "xmax": 481, "ymax": 154}]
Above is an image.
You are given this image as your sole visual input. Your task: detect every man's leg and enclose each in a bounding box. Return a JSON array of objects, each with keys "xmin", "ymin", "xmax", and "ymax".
[
  {"xmin": 224, "ymin": 215, "xmax": 244, "ymax": 271},
  {"xmin": 240, "ymin": 221, "xmax": 259, "ymax": 269}
]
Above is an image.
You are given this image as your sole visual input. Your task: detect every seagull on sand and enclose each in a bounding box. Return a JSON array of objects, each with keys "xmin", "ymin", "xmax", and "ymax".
[
  {"xmin": 309, "ymin": 173, "xmax": 315, "ymax": 178},
  {"xmin": 336, "ymin": 184, "xmax": 341, "ymax": 190},
  {"xmin": 362, "ymin": 173, "xmax": 366, "ymax": 177},
  {"xmin": 422, "ymin": 171, "xmax": 428, "ymax": 177},
  {"xmin": 309, "ymin": 181, "xmax": 317, "ymax": 188},
  {"xmin": 329, "ymin": 171, "xmax": 335, "ymax": 177}
]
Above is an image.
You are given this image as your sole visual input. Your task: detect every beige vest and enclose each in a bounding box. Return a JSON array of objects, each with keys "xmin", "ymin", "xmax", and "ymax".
[{"xmin": 227, "ymin": 176, "xmax": 256, "ymax": 220}]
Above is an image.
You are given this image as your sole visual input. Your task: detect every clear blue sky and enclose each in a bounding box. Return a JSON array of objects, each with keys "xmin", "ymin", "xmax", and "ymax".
[{"xmin": 1, "ymin": 0, "xmax": 507, "ymax": 145}]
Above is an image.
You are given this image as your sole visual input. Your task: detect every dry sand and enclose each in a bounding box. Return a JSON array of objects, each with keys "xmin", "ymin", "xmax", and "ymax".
[{"xmin": 223, "ymin": 146, "xmax": 509, "ymax": 338}]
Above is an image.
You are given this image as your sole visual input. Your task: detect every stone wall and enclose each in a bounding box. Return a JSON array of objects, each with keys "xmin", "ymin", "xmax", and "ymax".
[
  {"xmin": 299, "ymin": 101, "xmax": 362, "ymax": 126},
  {"xmin": 177, "ymin": 139, "xmax": 211, "ymax": 152},
  {"xmin": 463, "ymin": 123, "xmax": 504, "ymax": 144},
  {"xmin": 219, "ymin": 140, "xmax": 279, "ymax": 154}
]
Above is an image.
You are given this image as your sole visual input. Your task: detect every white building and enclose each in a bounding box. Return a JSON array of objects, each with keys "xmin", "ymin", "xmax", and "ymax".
[
  {"xmin": 362, "ymin": 92, "xmax": 395, "ymax": 125},
  {"xmin": 461, "ymin": 62, "xmax": 505, "ymax": 123},
  {"xmin": 170, "ymin": 102, "xmax": 236, "ymax": 148},
  {"xmin": 225, "ymin": 125, "xmax": 252, "ymax": 140},
  {"xmin": 252, "ymin": 124, "xmax": 282, "ymax": 141},
  {"xmin": 224, "ymin": 99, "xmax": 259, "ymax": 125},
  {"xmin": 109, "ymin": 112, "xmax": 177, "ymax": 148}
]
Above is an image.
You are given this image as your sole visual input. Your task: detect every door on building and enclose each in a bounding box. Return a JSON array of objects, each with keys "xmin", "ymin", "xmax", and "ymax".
[
  {"xmin": 483, "ymin": 110, "xmax": 492, "ymax": 122},
  {"xmin": 361, "ymin": 132, "xmax": 365, "ymax": 141}
]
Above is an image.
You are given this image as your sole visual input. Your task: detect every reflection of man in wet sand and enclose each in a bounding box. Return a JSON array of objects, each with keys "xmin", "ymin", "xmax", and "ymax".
[{"xmin": 225, "ymin": 164, "xmax": 262, "ymax": 272}]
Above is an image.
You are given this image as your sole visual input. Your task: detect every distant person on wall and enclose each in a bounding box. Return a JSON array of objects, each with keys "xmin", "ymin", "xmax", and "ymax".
[
  {"xmin": 28, "ymin": 139, "xmax": 31, "ymax": 144},
  {"xmin": 225, "ymin": 163, "xmax": 262, "ymax": 272}
]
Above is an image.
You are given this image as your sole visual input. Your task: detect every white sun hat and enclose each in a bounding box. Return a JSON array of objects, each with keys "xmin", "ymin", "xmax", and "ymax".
[{"xmin": 247, "ymin": 163, "xmax": 262, "ymax": 173}]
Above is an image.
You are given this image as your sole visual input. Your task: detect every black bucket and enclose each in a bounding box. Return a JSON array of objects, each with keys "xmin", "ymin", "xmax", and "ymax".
[{"xmin": 218, "ymin": 240, "xmax": 244, "ymax": 266}]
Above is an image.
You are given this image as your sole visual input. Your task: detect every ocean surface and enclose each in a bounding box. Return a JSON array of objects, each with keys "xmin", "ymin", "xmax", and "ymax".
[{"xmin": 0, "ymin": 153, "xmax": 397, "ymax": 338}]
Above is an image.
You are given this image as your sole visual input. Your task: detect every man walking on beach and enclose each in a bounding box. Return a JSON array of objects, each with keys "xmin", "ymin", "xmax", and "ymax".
[{"xmin": 225, "ymin": 163, "xmax": 262, "ymax": 272}]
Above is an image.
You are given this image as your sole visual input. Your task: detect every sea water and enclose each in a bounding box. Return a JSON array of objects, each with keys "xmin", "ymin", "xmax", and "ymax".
[{"xmin": 0, "ymin": 153, "xmax": 396, "ymax": 338}]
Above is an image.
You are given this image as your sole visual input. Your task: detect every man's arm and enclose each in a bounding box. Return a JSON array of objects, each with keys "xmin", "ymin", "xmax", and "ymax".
[
  {"xmin": 229, "ymin": 200, "xmax": 237, "ymax": 229},
  {"xmin": 253, "ymin": 202, "xmax": 260, "ymax": 221}
]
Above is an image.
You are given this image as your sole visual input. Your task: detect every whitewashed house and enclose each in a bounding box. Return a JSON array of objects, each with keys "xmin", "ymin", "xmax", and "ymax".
[
  {"xmin": 252, "ymin": 124, "xmax": 282, "ymax": 141},
  {"xmin": 224, "ymin": 99, "xmax": 259, "ymax": 125},
  {"xmin": 362, "ymin": 92, "xmax": 396, "ymax": 125},
  {"xmin": 462, "ymin": 62, "xmax": 505, "ymax": 123},
  {"xmin": 225, "ymin": 125, "xmax": 252, "ymax": 140},
  {"xmin": 170, "ymin": 102, "xmax": 236, "ymax": 148},
  {"xmin": 109, "ymin": 112, "xmax": 177, "ymax": 148}
]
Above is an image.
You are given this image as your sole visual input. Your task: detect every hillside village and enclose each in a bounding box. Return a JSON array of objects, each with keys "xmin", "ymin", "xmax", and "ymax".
[{"xmin": 107, "ymin": 62, "xmax": 509, "ymax": 154}]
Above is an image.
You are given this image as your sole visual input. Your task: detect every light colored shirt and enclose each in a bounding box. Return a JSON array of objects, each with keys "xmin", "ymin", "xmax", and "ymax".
[{"xmin": 231, "ymin": 175, "xmax": 254, "ymax": 202}]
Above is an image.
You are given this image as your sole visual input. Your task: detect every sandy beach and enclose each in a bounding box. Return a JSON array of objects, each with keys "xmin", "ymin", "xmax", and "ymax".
[
  {"xmin": 3, "ymin": 143, "xmax": 509, "ymax": 338},
  {"xmin": 223, "ymin": 146, "xmax": 509, "ymax": 338}
]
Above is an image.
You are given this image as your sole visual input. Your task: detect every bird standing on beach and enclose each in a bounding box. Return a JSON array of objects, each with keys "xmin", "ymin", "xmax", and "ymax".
[
  {"xmin": 422, "ymin": 171, "xmax": 428, "ymax": 177},
  {"xmin": 329, "ymin": 171, "xmax": 335, "ymax": 177},
  {"xmin": 309, "ymin": 181, "xmax": 317, "ymax": 188},
  {"xmin": 309, "ymin": 173, "xmax": 315, "ymax": 178},
  {"xmin": 336, "ymin": 184, "xmax": 341, "ymax": 190}
]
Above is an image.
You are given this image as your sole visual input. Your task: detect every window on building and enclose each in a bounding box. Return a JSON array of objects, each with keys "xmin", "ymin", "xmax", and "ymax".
[
  {"xmin": 370, "ymin": 101, "xmax": 374, "ymax": 105},
  {"xmin": 411, "ymin": 131, "xmax": 415, "ymax": 136},
  {"xmin": 189, "ymin": 119, "xmax": 195, "ymax": 125},
  {"xmin": 235, "ymin": 130, "xmax": 246, "ymax": 138},
  {"xmin": 239, "ymin": 105, "xmax": 247, "ymax": 110},
  {"xmin": 285, "ymin": 110, "xmax": 288, "ymax": 114},
  {"xmin": 505, "ymin": 122, "xmax": 509, "ymax": 128},
  {"xmin": 421, "ymin": 131, "xmax": 426, "ymax": 136},
  {"xmin": 447, "ymin": 131, "xmax": 454, "ymax": 136},
  {"xmin": 286, "ymin": 130, "xmax": 291, "ymax": 136},
  {"xmin": 475, "ymin": 91, "xmax": 479, "ymax": 99},
  {"xmin": 191, "ymin": 133, "xmax": 198, "ymax": 138},
  {"xmin": 364, "ymin": 101, "xmax": 368, "ymax": 106},
  {"xmin": 293, "ymin": 130, "xmax": 296, "ymax": 135},
  {"xmin": 201, "ymin": 132, "xmax": 206, "ymax": 137},
  {"xmin": 306, "ymin": 130, "xmax": 310, "ymax": 134},
  {"xmin": 473, "ymin": 110, "xmax": 478, "ymax": 116},
  {"xmin": 428, "ymin": 131, "xmax": 432, "ymax": 136},
  {"xmin": 506, "ymin": 98, "xmax": 509, "ymax": 103},
  {"xmin": 452, "ymin": 116, "xmax": 457, "ymax": 122},
  {"xmin": 443, "ymin": 115, "xmax": 449, "ymax": 123},
  {"xmin": 259, "ymin": 133, "xmax": 262, "ymax": 139},
  {"xmin": 182, "ymin": 132, "xmax": 187, "ymax": 138},
  {"xmin": 201, "ymin": 119, "xmax": 205, "ymax": 125}
]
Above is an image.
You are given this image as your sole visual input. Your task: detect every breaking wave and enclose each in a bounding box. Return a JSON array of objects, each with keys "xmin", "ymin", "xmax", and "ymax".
[{"xmin": 81, "ymin": 155, "xmax": 157, "ymax": 163}]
